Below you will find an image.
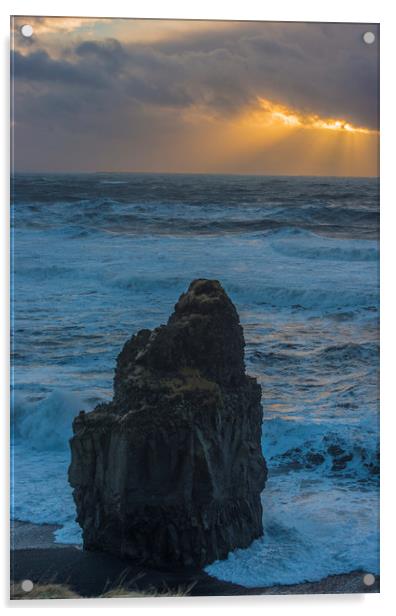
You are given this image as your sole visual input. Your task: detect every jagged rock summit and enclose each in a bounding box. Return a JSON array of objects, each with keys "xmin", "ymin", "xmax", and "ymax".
[{"xmin": 69, "ymin": 279, "xmax": 267, "ymax": 567}]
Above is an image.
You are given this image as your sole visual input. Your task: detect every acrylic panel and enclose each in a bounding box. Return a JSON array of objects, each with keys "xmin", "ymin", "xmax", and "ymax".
[{"xmin": 10, "ymin": 16, "xmax": 379, "ymax": 599}]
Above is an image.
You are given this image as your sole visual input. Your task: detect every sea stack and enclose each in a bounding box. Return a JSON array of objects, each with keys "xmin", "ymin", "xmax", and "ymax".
[{"xmin": 68, "ymin": 279, "xmax": 267, "ymax": 567}]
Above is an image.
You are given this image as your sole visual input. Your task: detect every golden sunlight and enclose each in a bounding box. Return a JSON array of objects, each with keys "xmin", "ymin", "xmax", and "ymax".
[
  {"xmin": 179, "ymin": 99, "xmax": 379, "ymax": 176},
  {"xmin": 257, "ymin": 98, "xmax": 376, "ymax": 135}
]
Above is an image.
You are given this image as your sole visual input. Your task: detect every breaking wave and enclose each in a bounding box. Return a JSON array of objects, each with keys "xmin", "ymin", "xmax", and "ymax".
[
  {"xmin": 11, "ymin": 173, "xmax": 379, "ymax": 583},
  {"xmin": 12, "ymin": 390, "xmax": 84, "ymax": 451}
]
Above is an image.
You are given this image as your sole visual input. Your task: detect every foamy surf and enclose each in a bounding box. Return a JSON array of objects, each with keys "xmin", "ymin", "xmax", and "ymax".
[
  {"xmin": 11, "ymin": 173, "xmax": 379, "ymax": 585},
  {"xmin": 206, "ymin": 472, "xmax": 379, "ymax": 586}
]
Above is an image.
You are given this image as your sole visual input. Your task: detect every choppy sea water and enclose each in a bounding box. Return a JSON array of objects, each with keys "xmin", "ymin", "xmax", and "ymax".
[{"xmin": 11, "ymin": 173, "xmax": 379, "ymax": 586}]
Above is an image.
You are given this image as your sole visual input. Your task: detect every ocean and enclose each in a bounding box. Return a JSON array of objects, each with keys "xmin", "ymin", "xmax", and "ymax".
[{"xmin": 10, "ymin": 173, "xmax": 379, "ymax": 586}]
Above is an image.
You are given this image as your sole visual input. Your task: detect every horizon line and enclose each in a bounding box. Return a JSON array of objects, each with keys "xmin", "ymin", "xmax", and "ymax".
[{"xmin": 11, "ymin": 170, "xmax": 379, "ymax": 180}]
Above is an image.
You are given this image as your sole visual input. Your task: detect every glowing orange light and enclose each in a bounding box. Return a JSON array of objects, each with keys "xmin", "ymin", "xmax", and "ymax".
[{"xmin": 257, "ymin": 98, "xmax": 376, "ymax": 135}]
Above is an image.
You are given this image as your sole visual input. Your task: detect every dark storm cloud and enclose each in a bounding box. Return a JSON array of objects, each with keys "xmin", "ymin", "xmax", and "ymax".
[
  {"xmin": 75, "ymin": 39, "xmax": 127, "ymax": 71},
  {"xmin": 11, "ymin": 20, "xmax": 379, "ymax": 171},
  {"xmin": 13, "ymin": 22, "xmax": 379, "ymax": 125},
  {"xmin": 12, "ymin": 49, "xmax": 108, "ymax": 87}
]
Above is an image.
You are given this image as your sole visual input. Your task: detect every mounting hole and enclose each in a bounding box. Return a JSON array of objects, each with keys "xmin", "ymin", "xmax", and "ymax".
[
  {"xmin": 363, "ymin": 31, "xmax": 375, "ymax": 45},
  {"xmin": 363, "ymin": 573, "xmax": 375, "ymax": 586},
  {"xmin": 21, "ymin": 24, "xmax": 33, "ymax": 38},
  {"xmin": 21, "ymin": 579, "xmax": 34, "ymax": 592}
]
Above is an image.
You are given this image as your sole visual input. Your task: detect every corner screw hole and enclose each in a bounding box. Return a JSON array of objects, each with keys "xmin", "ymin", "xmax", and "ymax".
[
  {"xmin": 21, "ymin": 579, "xmax": 34, "ymax": 592},
  {"xmin": 21, "ymin": 24, "xmax": 33, "ymax": 38},
  {"xmin": 363, "ymin": 32, "xmax": 375, "ymax": 45},
  {"xmin": 363, "ymin": 573, "xmax": 375, "ymax": 586}
]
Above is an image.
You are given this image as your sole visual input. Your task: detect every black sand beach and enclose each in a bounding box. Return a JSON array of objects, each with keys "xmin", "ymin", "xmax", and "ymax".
[{"xmin": 10, "ymin": 522, "xmax": 379, "ymax": 598}]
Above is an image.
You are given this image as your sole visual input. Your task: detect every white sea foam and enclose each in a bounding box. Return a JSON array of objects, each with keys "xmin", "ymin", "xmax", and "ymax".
[
  {"xmin": 12, "ymin": 390, "xmax": 84, "ymax": 451},
  {"xmin": 11, "ymin": 391, "xmax": 84, "ymax": 544},
  {"xmin": 11, "ymin": 391, "xmax": 379, "ymax": 567},
  {"xmin": 206, "ymin": 472, "xmax": 379, "ymax": 586},
  {"xmin": 11, "ymin": 441, "xmax": 82, "ymax": 544},
  {"xmin": 11, "ymin": 174, "xmax": 379, "ymax": 583},
  {"xmin": 205, "ymin": 410, "xmax": 379, "ymax": 585}
]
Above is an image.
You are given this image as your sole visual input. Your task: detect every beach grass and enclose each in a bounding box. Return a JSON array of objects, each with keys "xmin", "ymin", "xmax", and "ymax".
[{"xmin": 10, "ymin": 580, "xmax": 194, "ymax": 600}]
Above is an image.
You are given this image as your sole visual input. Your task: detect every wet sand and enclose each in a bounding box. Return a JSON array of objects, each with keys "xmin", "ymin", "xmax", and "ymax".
[
  {"xmin": 10, "ymin": 521, "xmax": 379, "ymax": 598},
  {"xmin": 10, "ymin": 520, "xmax": 70, "ymax": 550}
]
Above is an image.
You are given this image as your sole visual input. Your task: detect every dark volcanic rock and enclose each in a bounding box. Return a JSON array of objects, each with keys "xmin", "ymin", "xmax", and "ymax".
[{"xmin": 68, "ymin": 279, "xmax": 267, "ymax": 568}]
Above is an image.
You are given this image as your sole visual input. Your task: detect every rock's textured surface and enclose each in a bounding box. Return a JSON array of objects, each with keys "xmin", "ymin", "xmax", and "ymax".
[{"xmin": 68, "ymin": 279, "xmax": 267, "ymax": 567}]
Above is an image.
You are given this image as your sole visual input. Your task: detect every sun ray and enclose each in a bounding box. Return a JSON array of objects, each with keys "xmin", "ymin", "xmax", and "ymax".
[
  {"xmin": 184, "ymin": 97, "xmax": 379, "ymax": 176},
  {"xmin": 256, "ymin": 98, "xmax": 377, "ymax": 136}
]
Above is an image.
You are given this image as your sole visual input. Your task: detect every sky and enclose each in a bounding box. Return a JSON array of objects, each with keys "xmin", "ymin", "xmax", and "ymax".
[{"xmin": 11, "ymin": 17, "xmax": 379, "ymax": 176}]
